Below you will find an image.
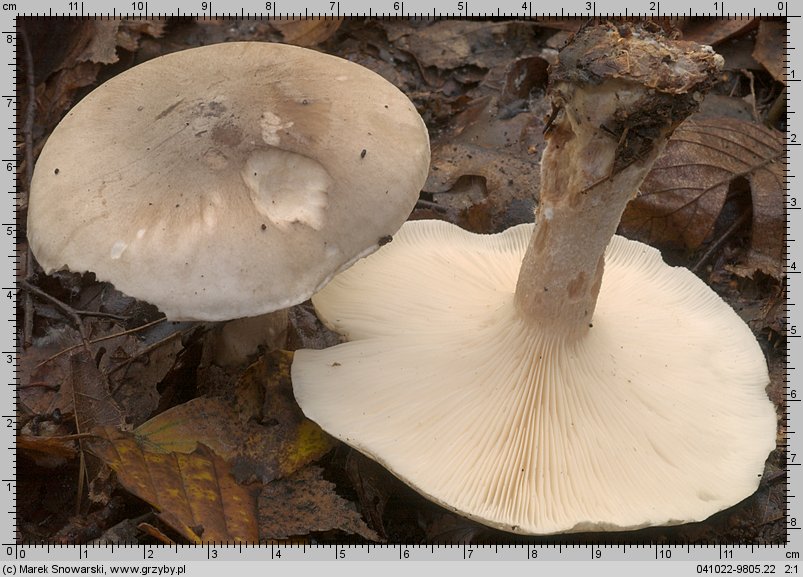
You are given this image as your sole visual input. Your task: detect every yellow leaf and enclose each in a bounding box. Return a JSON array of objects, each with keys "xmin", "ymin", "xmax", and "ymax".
[
  {"xmin": 90, "ymin": 427, "xmax": 258, "ymax": 543},
  {"xmin": 135, "ymin": 350, "xmax": 333, "ymax": 483}
]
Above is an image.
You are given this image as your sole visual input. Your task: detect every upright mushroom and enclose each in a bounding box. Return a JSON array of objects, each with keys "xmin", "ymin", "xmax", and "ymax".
[
  {"xmin": 28, "ymin": 42, "xmax": 430, "ymax": 362},
  {"xmin": 292, "ymin": 23, "xmax": 777, "ymax": 534}
]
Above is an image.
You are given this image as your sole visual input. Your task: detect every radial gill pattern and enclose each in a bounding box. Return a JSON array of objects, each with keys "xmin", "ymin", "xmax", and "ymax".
[{"xmin": 291, "ymin": 220, "xmax": 776, "ymax": 534}]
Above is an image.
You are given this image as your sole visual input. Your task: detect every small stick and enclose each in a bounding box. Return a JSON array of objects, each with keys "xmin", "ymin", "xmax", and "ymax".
[
  {"xmin": 20, "ymin": 280, "xmax": 87, "ymax": 340},
  {"xmin": 21, "ymin": 432, "xmax": 93, "ymax": 442},
  {"xmin": 19, "ymin": 381, "xmax": 60, "ymax": 391},
  {"xmin": 765, "ymin": 87, "xmax": 786, "ymax": 129},
  {"xmin": 415, "ymin": 199, "xmax": 448, "ymax": 213},
  {"xmin": 20, "ymin": 26, "xmax": 34, "ymax": 194},
  {"xmin": 34, "ymin": 317, "xmax": 167, "ymax": 369},
  {"xmin": 20, "ymin": 25, "xmax": 36, "ymax": 348},
  {"xmin": 106, "ymin": 332, "xmax": 182, "ymax": 395},
  {"xmin": 21, "ymin": 279, "xmax": 128, "ymax": 321},
  {"xmin": 691, "ymin": 209, "xmax": 751, "ymax": 274}
]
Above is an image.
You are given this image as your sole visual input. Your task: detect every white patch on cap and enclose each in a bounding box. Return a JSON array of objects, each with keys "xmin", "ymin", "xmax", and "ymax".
[
  {"xmin": 136, "ymin": 228, "xmax": 147, "ymax": 239},
  {"xmin": 110, "ymin": 240, "xmax": 127, "ymax": 260},
  {"xmin": 202, "ymin": 204, "xmax": 217, "ymax": 228},
  {"xmin": 260, "ymin": 112, "xmax": 294, "ymax": 146},
  {"xmin": 241, "ymin": 148, "xmax": 331, "ymax": 230}
]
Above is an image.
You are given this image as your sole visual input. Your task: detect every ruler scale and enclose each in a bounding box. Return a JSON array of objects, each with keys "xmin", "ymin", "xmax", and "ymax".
[{"xmin": 5, "ymin": 0, "xmax": 800, "ymax": 573}]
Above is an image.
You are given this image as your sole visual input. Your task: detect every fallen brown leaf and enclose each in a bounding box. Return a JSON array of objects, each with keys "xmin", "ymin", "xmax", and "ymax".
[
  {"xmin": 753, "ymin": 20, "xmax": 786, "ymax": 83},
  {"xmin": 99, "ymin": 331, "xmax": 183, "ymax": 427},
  {"xmin": 69, "ymin": 349, "xmax": 129, "ymax": 507},
  {"xmin": 387, "ymin": 21, "xmax": 519, "ymax": 73},
  {"xmin": 422, "ymin": 510, "xmax": 489, "ymax": 545},
  {"xmin": 30, "ymin": 19, "xmax": 164, "ymax": 130},
  {"xmin": 65, "ymin": 19, "xmax": 165, "ymax": 67},
  {"xmin": 385, "ymin": 20, "xmax": 542, "ymax": 88},
  {"xmin": 620, "ymin": 116, "xmax": 784, "ymax": 278},
  {"xmin": 255, "ymin": 350, "xmax": 335, "ymax": 475},
  {"xmin": 270, "ymin": 19, "xmax": 343, "ymax": 47},
  {"xmin": 423, "ymin": 57, "xmax": 547, "ymax": 232},
  {"xmin": 18, "ymin": 434, "xmax": 77, "ymax": 463},
  {"xmin": 89, "ymin": 517, "xmax": 152, "ymax": 545},
  {"xmin": 19, "ymin": 326, "xmax": 78, "ymax": 419},
  {"xmin": 287, "ymin": 303, "xmax": 343, "ymax": 350},
  {"xmin": 52, "ymin": 496, "xmax": 128, "ymax": 544},
  {"xmin": 137, "ymin": 350, "xmax": 332, "ymax": 484},
  {"xmin": 115, "ymin": 20, "xmax": 165, "ymax": 53},
  {"xmin": 33, "ymin": 62, "xmax": 102, "ymax": 139},
  {"xmin": 80, "ymin": 21, "xmax": 121, "ymax": 65},
  {"xmin": 71, "ymin": 350, "xmax": 125, "ymax": 433},
  {"xmin": 258, "ymin": 466, "xmax": 378, "ymax": 541},
  {"xmin": 136, "ymin": 522, "xmax": 175, "ymax": 545},
  {"xmin": 20, "ymin": 315, "xmax": 186, "ymax": 429},
  {"xmin": 90, "ymin": 427, "xmax": 259, "ymax": 543},
  {"xmin": 345, "ymin": 451, "xmax": 391, "ymax": 539},
  {"xmin": 531, "ymin": 18, "xmax": 582, "ymax": 32},
  {"xmin": 677, "ymin": 17, "xmax": 757, "ymax": 47}
]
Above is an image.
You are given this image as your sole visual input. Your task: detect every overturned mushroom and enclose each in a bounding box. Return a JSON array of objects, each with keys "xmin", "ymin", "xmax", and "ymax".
[
  {"xmin": 28, "ymin": 42, "xmax": 430, "ymax": 362},
  {"xmin": 292, "ymin": 24, "xmax": 777, "ymax": 534}
]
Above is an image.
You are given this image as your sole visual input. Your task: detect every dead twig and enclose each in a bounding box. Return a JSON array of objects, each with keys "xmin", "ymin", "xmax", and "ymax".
[
  {"xmin": 34, "ymin": 317, "xmax": 167, "ymax": 369},
  {"xmin": 74, "ymin": 310, "xmax": 129, "ymax": 321},
  {"xmin": 20, "ymin": 24, "xmax": 36, "ymax": 348},
  {"xmin": 20, "ymin": 26, "xmax": 34, "ymax": 194},
  {"xmin": 21, "ymin": 432, "xmax": 94, "ymax": 442},
  {"xmin": 765, "ymin": 86, "xmax": 786, "ymax": 129},
  {"xmin": 21, "ymin": 280, "xmax": 87, "ymax": 340},
  {"xmin": 106, "ymin": 332, "xmax": 182, "ymax": 395},
  {"xmin": 415, "ymin": 199, "xmax": 448, "ymax": 213},
  {"xmin": 691, "ymin": 209, "xmax": 752, "ymax": 274},
  {"xmin": 741, "ymin": 68, "xmax": 760, "ymax": 123},
  {"xmin": 19, "ymin": 380, "xmax": 60, "ymax": 391},
  {"xmin": 22, "ymin": 279, "xmax": 129, "ymax": 322}
]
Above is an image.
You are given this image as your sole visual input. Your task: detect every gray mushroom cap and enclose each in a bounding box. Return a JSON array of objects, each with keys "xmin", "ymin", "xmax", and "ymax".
[{"xmin": 28, "ymin": 42, "xmax": 430, "ymax": 320}]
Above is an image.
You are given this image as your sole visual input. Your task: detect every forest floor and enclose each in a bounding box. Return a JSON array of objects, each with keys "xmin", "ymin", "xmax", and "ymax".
[{"xmin": 18, "ymin": 16, "xmax": 787, "ymax": 544}]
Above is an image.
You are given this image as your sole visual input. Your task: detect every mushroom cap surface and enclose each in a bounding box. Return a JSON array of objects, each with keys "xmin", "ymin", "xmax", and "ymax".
[
  {"xmin": 292, "ymin": 219, "xmax": 776, "ymax": 534},
  {"xmin": 28, "ymin": 42, "xmax": 430, "ymax": 320}
]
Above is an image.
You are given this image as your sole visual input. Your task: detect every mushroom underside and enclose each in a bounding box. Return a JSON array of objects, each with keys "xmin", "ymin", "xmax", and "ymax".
[{"xmin": 292, "ymin": 220, "xmax": 776, "ymax": 535}]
